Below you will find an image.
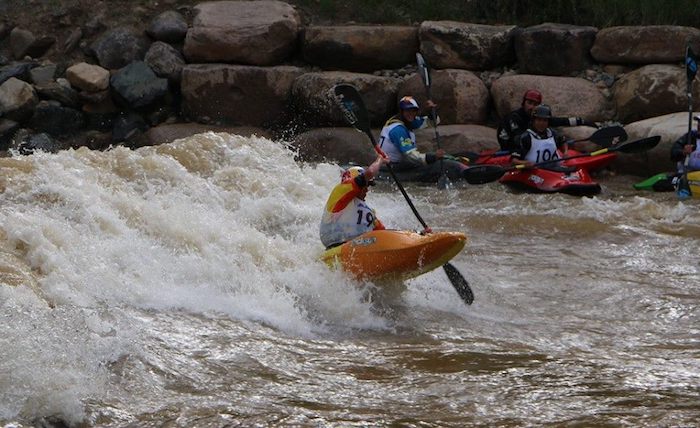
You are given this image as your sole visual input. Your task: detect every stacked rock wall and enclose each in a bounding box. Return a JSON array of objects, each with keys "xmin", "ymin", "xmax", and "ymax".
[{"xmin": 1, "ymin": 0, "xmax": 699, "ymax": 173}]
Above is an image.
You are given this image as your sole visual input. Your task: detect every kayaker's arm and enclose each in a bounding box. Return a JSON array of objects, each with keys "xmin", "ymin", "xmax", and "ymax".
[
  {"xmin": 555, "ymin": 132, "xmax": 569, "ymax": 154},
  {"xmin": 364, "ymin": 154, "xmax": 389, "ymax": 181},
  {"xmin": 670, "ymin": 132, "xmax": 696, "ymax": 162},
  {"xmin": 388, "ymin": 126, "xmax": 444, "ymax": 166},
  {"xmin": 550, "ymin": 116, "xmax": 597, "ymax": 128},
  {"xmin": 510, "ymin": 133, "xmax": 533, "ymax": 167},
  {"xmin": 411, "ymin": 114, "xmax": 440, "ymax": 131},
  {"xmin": 497, "ymin": 109, "xmax": 529, "ymax": 152}
]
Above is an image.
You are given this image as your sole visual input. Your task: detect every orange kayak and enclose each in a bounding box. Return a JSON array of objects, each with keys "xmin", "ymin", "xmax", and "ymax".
[{"xmin": 321, "ymin": 230, "xmax": 467, "ymax": 281}]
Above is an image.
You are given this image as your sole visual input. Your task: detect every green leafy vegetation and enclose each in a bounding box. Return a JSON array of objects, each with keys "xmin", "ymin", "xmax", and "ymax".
[{"xmin": 292, "ymin": 0, "xmax": 700, "ymax": 27}]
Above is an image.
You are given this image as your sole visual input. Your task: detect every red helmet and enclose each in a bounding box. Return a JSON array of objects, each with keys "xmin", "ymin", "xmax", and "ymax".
[{"xmin": 523, "ymin": 89, "xmax": 542, "ymax": 104}]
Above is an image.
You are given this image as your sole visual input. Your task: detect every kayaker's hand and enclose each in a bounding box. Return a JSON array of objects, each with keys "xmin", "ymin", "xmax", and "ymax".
[
  {"xmin": 426, "ymin": 100, "xmax": 437, "ymax": 109},
  {"xmin": 683, "ymin": 144, "xmax": 694, "ymax": 155},
  {"xmin": 421, "ymin": 227, "xmax": 432, "ymax": 235},
  {"xmin": 444, "ymin": 154, "xmax": 471, "ymax": 164},
  {"xmin": 435, "ymin": 149, "xmax": 445, "ymax": 159},
  {"xmin": 576, "ymin": 118, "xmax": 599, "ymax": 128},
  {"xmin": 512, "ymin": 158, "xmax": 533, "ymax": 169}
]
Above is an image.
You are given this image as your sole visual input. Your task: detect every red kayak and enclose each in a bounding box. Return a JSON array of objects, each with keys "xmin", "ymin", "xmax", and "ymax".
[
  {"xmin": 475, "ymin": 149, "xmax": 616, "ymax": 172},
  {"xmin": 499, "ymin": 165, "xmax": 601, "ymax": 196}
]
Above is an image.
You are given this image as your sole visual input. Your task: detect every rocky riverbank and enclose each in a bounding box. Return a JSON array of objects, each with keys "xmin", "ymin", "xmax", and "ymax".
[{"xmin": 1, "ymin": 0, "xmax": 699, "ymax": 175}]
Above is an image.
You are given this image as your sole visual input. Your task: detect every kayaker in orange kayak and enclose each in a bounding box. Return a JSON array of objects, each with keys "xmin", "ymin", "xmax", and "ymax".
[{"xmin": 320, "ymin": 155, "xmax": 390, "ymax": 249}]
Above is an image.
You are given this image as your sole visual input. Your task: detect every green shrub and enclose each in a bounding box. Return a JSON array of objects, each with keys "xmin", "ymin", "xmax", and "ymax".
[{"xmin": 293, "ymin": 0, "xmax": 700, "ymax": 27}]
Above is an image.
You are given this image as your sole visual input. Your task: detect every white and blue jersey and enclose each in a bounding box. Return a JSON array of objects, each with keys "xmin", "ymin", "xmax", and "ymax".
[{"xmin": 379, "ymin": 116, "xmax": 430, "ymax": 164}]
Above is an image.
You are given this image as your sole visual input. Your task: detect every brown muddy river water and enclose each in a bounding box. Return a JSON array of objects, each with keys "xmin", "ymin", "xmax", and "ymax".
[{"xmin": 1, "ymin": 133, "xmax": 698, "ymax": 427}]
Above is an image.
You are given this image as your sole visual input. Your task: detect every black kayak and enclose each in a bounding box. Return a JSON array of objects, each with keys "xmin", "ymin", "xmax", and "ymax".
[{"xmin": 376, "ymin": 159, "xmax": 470, "ymax": 183}]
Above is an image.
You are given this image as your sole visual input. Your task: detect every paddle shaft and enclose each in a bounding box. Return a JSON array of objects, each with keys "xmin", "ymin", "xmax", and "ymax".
[
  {"xmin": 480, "ymin": 126, "xmax": 626, "ymax": 163},
  {"xmin": 362, "ymin": 129, "xmax": 430, "ymax": 231},
  {"xmin": 679, "ymin": 45, "xmax": 698, "ymax": 197},
  {"xmin": 362, "ymin": 129, "xmax": 473, "ymax": 304},
  {"xmin": 463, "ymin": 136, "xmax": 661, "ymax": 185},
  {"xmin": 417, "ymin": 53, "xmax": 448, "ymax": 188}
]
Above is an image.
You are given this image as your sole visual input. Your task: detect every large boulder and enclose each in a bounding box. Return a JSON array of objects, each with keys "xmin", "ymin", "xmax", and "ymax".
[
  {"xmin": 9, "ymin": 27, "xmax": 35, "ymax": 59},
  {"xmin": 0, "ymin": 77, "xmax": 38, "ymax": 121},
  {"xmin": 28, "ymin": 101, "xmax": 85, "ymax": 137},
  {"xmin": 181, "ymin": 64, "xmax": 304, "ymax": 127},
  {"xmin": 0, "ymin": 61, "xmax": 38, "ymax": 86},
  {"xmin": 290, "ymin": 71, "xmax": 399, "ymax": 127},
  {"xmin": 398, "ymin": 69, "xmax": 490, "ymax": 125},
  {"xmin": 65, "ymin": 62, "xmax": 110, "ymax": 92},
  {"xmin": 613, "ymin": 64, "xmax": 700, "ymax": 123},
  {"xmin": 90, "ymin": 27, "xmax": 150, "ymax": 69},
  {"xmin": 13, "ymin": 131, "xmax": 66, "ymax": 155},
  {"xmin": 34, "ymin": 79, "xmax": 80, "ymax": 108},
  {"xmin": 617, "ymin": 112, "xmax": 696, "ymax": 175},
  {"xmin": 183, "ymin": 1, "xmax": 301, "ymax": 65},
  {"xmin": 515, "ymin": 23, "xmax": 597, "ymax": 76},
  {"xmin": 491, "ymin": 74, "xmax": 614, "ymax": 122},
  {"xmin": 591, "ymin": 26, "xmax": 700, "ymax": 64},
  {"xmin": 29, "ymin": 64, "xmax": 56, "ymax": 85},
  {"xmin": 110, "ymin": 61, "xmax": 169, "ymax": 109},
  {"xmin": 112, "ymin": 112, "xmax": 149, "ymax": 145},
  {"xmin": 419, "ymin": 21, "xmax": 518, "ymax": 70},
  {"xmin": 302, "ymin": 26, "xmax": 418, "ymax": 72},
  {"xmin": 0, "ymin": 118, "xmax": 20, "ymax": 150},
  {"xmin": 414, "ymin": 124, "xmax": 499, "ymax": 154},
  {"xmin": 147, "ymin": 10, "xmax": 188, "ymax": 43},
  {"xmin": 145, "ymin": 41, "xmax": 186, "ymax": 84},
  {"xmin": 290, "ymin": 127, "xmax": 376, "ymax": 165},
  {"xmin": 9, "ymin": 27, "xmax": 55, "ymax": 59}
]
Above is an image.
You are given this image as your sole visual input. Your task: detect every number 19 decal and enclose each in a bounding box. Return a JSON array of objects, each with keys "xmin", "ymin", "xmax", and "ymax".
[{"xmin": 357, "ymin": 209, "xmax": 375, "ymax": 226}]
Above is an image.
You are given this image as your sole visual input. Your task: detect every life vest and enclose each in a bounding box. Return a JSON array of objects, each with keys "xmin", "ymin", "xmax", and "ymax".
[
  {"xmin": 524, "ymin": 129, "xmax": 559, "ymax": 164},
  {"xmin": 687, "ymin": 144, "xmax": 700, "ymax": 171},
  {"xmin": 379, "ymin": 118, "xmax": 416, "ymax": 163},
  {"xmin": 319, "ymin": 181, "xmax": 382, "ymax": 248}
]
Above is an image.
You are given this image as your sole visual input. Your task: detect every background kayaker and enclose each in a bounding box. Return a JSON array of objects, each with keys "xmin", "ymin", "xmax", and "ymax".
[
  {"xmin": 497, "ymin": 89, "xmax": 597, "ymax": 152},
  {"xmin": 511, "ymin": 104, "xmax": 568, "ymax": 168},
  {"xmin": 378, "ymin": 96, "xmax": 469, "ymax": 182},
  {"xmin": 670, "ymin": 114, "xmax": 700, "ymax": 173},
  {"xmin": 319, "ymin": 155, "xmax": 389, "ymax": 249},
  {"xmin": 379, "ymin": 96, "xmax": 444, "ymax": 167}
]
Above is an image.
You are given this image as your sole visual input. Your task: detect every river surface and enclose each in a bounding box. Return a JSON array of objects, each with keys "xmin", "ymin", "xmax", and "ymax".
[{"xmin": 1, "ymin": 133, "xmax": 698, "ymax": 427}]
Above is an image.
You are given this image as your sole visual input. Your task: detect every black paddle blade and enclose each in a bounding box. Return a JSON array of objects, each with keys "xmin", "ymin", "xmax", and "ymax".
[
  {"xmin": 677, "ymin": 175, "xmax": 692, "ymax": 199},
  {"xmin": 416, "ymin": 53, "xmax": 430, "ymax": 87},
  {"xmin": 437, "ymin": 173, "xmax": 451, "ymax": 190},
  {"xmin": 462, "ymin": 164, "xmax": 507, "ymax": 184},
  {"xmin": 589, "ymin": 125, "xmax": 628, "ymax": 148},
  {"xmin": 443, "ymin": 263, "xmax": 473, "ymax": 305},
  {"xmin": 333, "ymin": 84, "xmax": 371, "ymax": 133},
  {"xmin": 613, "ymin": 135, "xmax": 661, "ymax": 153}
]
